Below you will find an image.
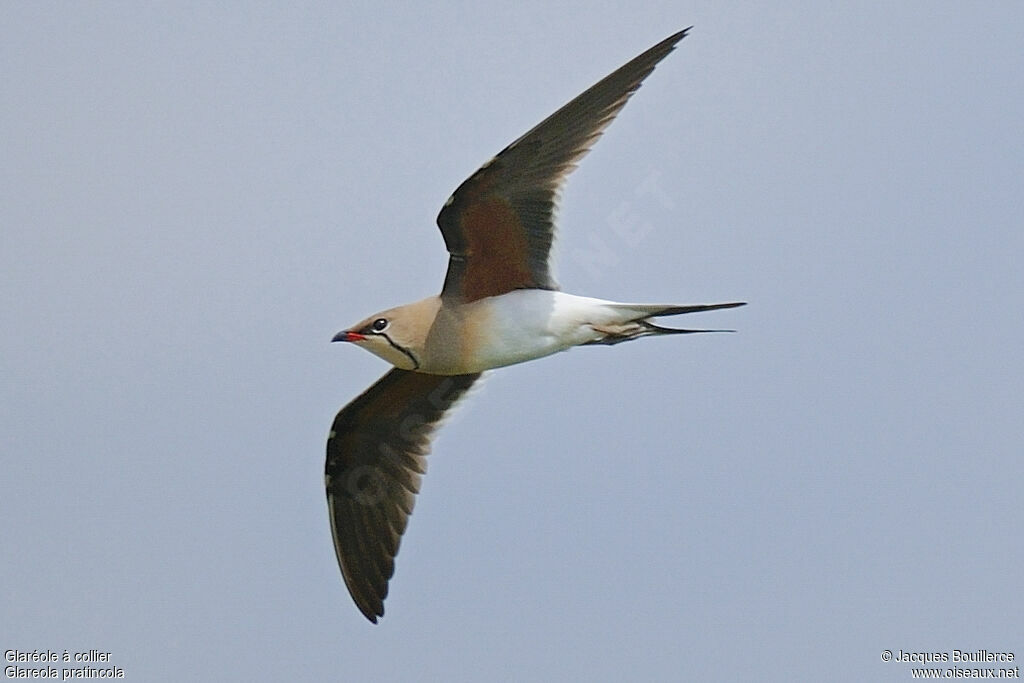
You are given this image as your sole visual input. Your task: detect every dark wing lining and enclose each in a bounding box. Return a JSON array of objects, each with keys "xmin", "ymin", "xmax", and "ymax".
[
  {"xmin": 325, "ymin": 369, "xmax": 481, "ymax": 623},
  {"xmin": 437, "ymin": 28, "xmax": 691, "ymax": 302}
]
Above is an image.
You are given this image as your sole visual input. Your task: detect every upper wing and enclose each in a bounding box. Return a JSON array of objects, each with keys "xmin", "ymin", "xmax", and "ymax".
[
  {"xmin": 437, "ymin": 28, "xmax": 691, "ymax": 302},
  {"xmin": 325, "ymin": 368, "xmax": 480, "ymax": 623}
]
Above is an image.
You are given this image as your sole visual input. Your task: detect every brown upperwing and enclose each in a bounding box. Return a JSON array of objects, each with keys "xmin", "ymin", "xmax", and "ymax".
[
  {"xmin": 437, "ymin": 28, "xmax": 691, "ymax": 303},
  {"xmin": 325, "ymin": 368, "xmax": 480, "ymax": 622}
]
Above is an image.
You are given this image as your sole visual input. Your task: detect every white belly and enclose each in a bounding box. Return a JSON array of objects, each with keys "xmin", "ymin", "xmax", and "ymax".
[{"xmin": 463, "ymin": 290, "xmax": 614, "ymax": 372}]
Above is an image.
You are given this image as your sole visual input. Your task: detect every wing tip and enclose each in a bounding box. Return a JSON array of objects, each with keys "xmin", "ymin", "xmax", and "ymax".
[
  {"xmin": 657, "ymin": 27, "xmax": 692, "ymax": 50},
  {"xmin": 673, "ymin": 26, "xmax": 693, "ymax": 41},
  {"xmin": 360, "ymin": 606, "xmax": 382, "ymax": 624},
  {"xmin": 657, "ymin": 27, "xmax": 693, "ymax": 58}
]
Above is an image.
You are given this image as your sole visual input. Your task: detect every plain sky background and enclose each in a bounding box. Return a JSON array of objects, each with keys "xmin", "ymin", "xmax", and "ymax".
[{"xmin": 3, "ymin": 2, "xmax": 1022, "ymax": 681}]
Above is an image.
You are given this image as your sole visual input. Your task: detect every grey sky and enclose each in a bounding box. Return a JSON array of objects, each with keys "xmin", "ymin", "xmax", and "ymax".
[{"xmin": 3, "ymin": 2, "xmax": 1022, "ymax": 681}]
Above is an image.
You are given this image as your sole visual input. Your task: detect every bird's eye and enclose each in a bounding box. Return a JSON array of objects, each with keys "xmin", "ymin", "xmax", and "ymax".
[{"xmin": 371, "ymin": 318, "xmax": 389, "ymax": 333}]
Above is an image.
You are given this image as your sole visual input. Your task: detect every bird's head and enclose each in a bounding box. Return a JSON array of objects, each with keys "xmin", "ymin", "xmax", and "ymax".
[{"xmin": 332, "ymin": 297, "xmax": 441, "ymax": 371}]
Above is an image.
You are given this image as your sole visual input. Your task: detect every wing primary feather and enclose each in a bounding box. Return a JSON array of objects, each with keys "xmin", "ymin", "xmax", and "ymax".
[
  {"xmin": 437, "ymin": 29, "xmax": 691, "ymax": 302},
  {"xmin": 326, "ymin": 369, "xmax": 481, "ymax": 622}
]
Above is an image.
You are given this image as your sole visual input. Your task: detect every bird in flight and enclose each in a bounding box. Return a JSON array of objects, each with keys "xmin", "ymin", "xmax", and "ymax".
[{"xmin": 326, "ymin": 27, "xmax": 743, "ymax": 623}]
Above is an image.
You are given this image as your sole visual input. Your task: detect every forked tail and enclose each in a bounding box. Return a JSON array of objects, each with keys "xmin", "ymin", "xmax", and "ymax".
[{"xmin": 585, "ymin": 301, "xmax": 746, "ymax": 346}]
